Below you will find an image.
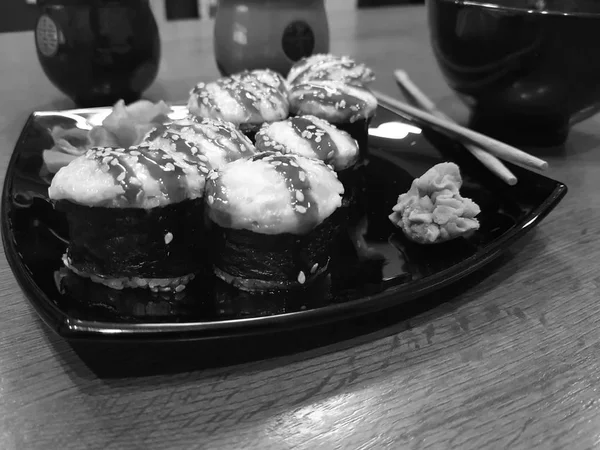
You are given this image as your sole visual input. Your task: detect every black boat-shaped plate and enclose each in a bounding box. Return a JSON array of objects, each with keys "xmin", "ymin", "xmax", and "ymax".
[{"xmin": 2, "ymin": 99, "xmax": 567, "ymax": 343}]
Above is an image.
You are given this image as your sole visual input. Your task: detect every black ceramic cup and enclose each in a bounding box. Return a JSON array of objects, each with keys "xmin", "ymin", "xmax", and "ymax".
[
  {"xmin": 427, "ymin": 0, "xmax": 600, "ymax": 146},
  {"xmin": 35, "ymin": 0, "xmax": 161, "ymax": 107}
]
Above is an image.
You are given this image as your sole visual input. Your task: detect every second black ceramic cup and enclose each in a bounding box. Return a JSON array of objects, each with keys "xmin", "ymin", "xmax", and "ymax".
[{"xmin": 428, "ymin": 0, "xmax": 600, "ymax": 147}]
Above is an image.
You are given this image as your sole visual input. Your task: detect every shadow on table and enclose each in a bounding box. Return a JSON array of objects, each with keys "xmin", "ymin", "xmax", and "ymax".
[{"xmin": 44, "ymin": 233, "xmax": 537, "ymax": 379}]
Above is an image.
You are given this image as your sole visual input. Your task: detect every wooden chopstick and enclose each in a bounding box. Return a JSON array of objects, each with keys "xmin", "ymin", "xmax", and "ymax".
[
  {"xmin": 394, "ymin": 70, "xmax": 517, "ymax": 186},
  {"xmin": 372, "ymin": 86, "xmax": 548, "ymax": 173}
]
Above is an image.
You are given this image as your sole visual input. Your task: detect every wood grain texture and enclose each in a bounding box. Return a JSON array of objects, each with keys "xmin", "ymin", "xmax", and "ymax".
[{"xmin": 1, "ymin": 5, "xmax": 600, "ymax": 450}]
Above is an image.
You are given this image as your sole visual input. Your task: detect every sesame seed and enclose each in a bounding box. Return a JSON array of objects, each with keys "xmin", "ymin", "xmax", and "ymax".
[
  {"xmin": 296, "ymin": 191, "xmax": 304, "ymax": 202},
  {"xmin": 130, "ymin": 150, "xmax": 141, "ymax": 156},
  {"xmin": 298, "ymin": 271, "xmax": 306, "ymax": 284},
  {"xmin": 208, "ymin": 195, "xmax": 214, "ymax": 205},
  {"xmin": 311, "ymin": 263, "xmax": 319, "ymax": 274},
  {"xmin": 164, "ymin": 232, "xmax": 173, "ymax": 244},
  {"xmin": 296, "ymin": 205, "xmax": 307, "ymax": 214},
  {"xmin": 299, "ymin": 172, "xmax": 306, "ymax": 182},
  {"xmin": 175, "ymin": 284, "xmax": 186, "ymax": 292}
]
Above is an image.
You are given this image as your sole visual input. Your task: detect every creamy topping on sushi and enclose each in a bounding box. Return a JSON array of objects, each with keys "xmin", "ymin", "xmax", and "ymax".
[
  {"xmin": 48, "ymin": 146, "xmax": 206, "ymax": 209},
  {"xmin": 389, "ymin": 162, "xmax": 481, "ymax": 244},
  {"xmin": 187, "ymin": 69, "xmax": 289, "ymax": 126},
  {"xmin": 206, "ymin": 152, "xmax": 344, "ymax": 235},
  {"xmin": 236, "ymin": 68, "xmax": 289, "ymax": 97},
  {"xmin": 142, "ymin": 117, "xmax": 256, "ymax": 169},
  {"xmin": 50, "ymin": 118, "xmax": 259, "ymax": 209},
  {"xmin": 287, "ymin": 54, "xmax": 375, "ymax": 86},
  {"xmin": 255, "ymin": 115, "xmax": 359, "ymax": 171},
  {"xmin": 289, "ymin": 80, "xmax": 378, "ymax": 123}
]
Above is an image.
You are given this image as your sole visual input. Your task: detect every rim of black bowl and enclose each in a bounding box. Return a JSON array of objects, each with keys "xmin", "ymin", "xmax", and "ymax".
[{"xmin": 436, "ymin": 0, "xmax": 600, "ymax": 17}]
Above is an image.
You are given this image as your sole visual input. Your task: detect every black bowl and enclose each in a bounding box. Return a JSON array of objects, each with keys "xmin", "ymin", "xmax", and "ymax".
[
  {"xmin": 34, "ymin": 0, "xmax": 161, "ymax": 107},
  {"xmin": 427, "ymin": 0, "xmax": 600, "ymax": 146}
]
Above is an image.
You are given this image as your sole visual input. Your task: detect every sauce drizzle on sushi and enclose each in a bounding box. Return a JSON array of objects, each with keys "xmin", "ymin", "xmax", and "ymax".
[
  {"xmin": 86, "ymin": 147, "xmax": 187, "ymax": 206},
  {"xmin": 137, "ymin": 151, "xmax": 186, "ymax": 203},
  {"xmin": 255, "ymin": 115, "xmax": 359, "ymax": 172},
  {"xmin": 288, "ymin": 116, "xmax": 336, "ymax": 161},
  {"xmin": 293, "ymin": 84, "xmax": 368, "ymax": 112},
  {"xmin": 287, "ymin": 54, "xmax": 375, "ymax": 86},
  {"xmin": 194, "ymin": 80, "xmax": 280, "ymax": 114},
  {"xmin": 190, "ymin": 70, "xmax": 289, "ymax": 123},
  {"xmin": 289, "ymin": 81, "xmax": 378, "ymax": 123},
  {"xmin": 145, "ymin": 119, "xmax": 255, "ymax": 167},
  {"xmin": 252, "ymin": 152, "xmax": 320, "ymax": 230}
]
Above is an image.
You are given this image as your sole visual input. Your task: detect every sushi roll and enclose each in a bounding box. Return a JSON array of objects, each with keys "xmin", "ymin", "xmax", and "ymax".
[
  {"xmin": 255, "ymin": 115, "xmax": 373, "ymax": 269},
  {"xmin": 254, "ymin": 115, "xmax": 363, "ymax": 210},
  {"xmin": 48, "ymin": 118, "xmax": 258, "ymax": 292},
  {"xmin": 141, "ymin": 116, "xmax": 256, "ymax": 166},
  {"xmin": 286, "ymin": 54, "xmax": 375, "ymax": 87},
  {"xmin": 254, "ymin": 115, "xmax": 359, "ymax": 173},
  {"xmin": 288, "ymin": 80, "xmax": 378, "ymax": 159},
  {"xmin": 205, "ymin": 151, "xmax": 345, "ymax": 291},
  {"xmin": 187, "ymin": 69, "xmax": 290, "ymax": 142}
]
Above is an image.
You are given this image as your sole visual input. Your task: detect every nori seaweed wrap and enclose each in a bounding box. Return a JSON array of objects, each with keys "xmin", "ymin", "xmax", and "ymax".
[
  {"xmin": 48, "ymin": 117, "xmax": 258, "ymax": 292},
  {"xmin": 205, "ymin": 151, "xmax": 345, "ymax": 291},
  {"xmin": 187, "ymin": 69, "xmax": 290, "ymax": 141},
  {"xmin": 288, "ymin": 80, "xmax": 378, "ymax": 159}
]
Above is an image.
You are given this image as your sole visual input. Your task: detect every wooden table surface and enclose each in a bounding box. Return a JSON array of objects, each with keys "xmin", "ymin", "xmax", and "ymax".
[{"xmin": 2, "ymin": 5, "xmax": 599, "ymax": 450}]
